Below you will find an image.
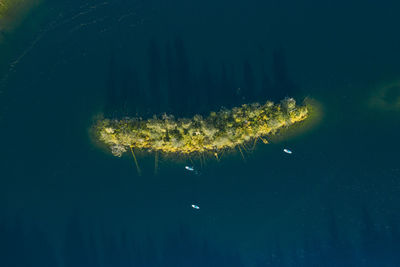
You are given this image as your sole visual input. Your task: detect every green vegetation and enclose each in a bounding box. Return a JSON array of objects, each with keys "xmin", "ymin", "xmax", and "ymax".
[
  {"xmin": 0, "ymin": 0, "xmax": 41, "ymax": 33},
  {"xmin": 94, "ymin": 98, "xmax": 309, "ymax": 159}
]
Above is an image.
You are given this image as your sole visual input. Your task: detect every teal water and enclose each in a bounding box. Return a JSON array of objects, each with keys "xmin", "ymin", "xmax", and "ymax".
[{"xmin": 1, "ymin": 0, "xmax": 400, "ymax": 266}]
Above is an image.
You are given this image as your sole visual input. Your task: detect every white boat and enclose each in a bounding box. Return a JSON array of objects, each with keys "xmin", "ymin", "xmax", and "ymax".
[
  {"xmin": 191, "ymin": 204, "xmax": 200, "ymax": 209},
  {"xmin": 185, "ymin": 166, "xmax": 195, "ymax": 171},
  {"xmin": 283, "ymin": 148, "xmax": 292, "ymax": 154}
]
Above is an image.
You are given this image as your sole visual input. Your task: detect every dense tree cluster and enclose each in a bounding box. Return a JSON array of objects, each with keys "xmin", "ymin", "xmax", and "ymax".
[{"xmin": 95, "ymin": 98, "xmax": 308, "ymax": 157}]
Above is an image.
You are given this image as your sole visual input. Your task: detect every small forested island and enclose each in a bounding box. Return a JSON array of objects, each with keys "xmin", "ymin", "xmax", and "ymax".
[{"xmin": 94, "ymin": 97, "xmax": 309, "ymax": 160}]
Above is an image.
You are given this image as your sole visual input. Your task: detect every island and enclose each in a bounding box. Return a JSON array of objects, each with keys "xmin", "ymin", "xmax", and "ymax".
[{"xmin": 93, "ymin": 97, "xmax": 309, "ymax": 173}]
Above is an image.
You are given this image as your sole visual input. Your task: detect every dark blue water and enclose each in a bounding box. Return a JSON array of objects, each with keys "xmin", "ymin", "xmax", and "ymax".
[{"xmin": 1, "ymin": 0, "xmax": 400, "ymax": 266}]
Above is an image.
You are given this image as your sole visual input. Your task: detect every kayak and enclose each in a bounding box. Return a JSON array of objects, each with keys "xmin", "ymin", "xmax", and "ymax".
[
  {"xmin": 283, "ymin": 148, "xmax": 292, "ymax": 154},
  {"xmin": 185, "ymin": 166, "xmax": 195, "ymax": 171}
]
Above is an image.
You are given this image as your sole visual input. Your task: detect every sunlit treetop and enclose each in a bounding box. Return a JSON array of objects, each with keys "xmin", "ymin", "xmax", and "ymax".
[{"xmin": 94, "ymin": 97, "xmax": 309, "ymax": 158}]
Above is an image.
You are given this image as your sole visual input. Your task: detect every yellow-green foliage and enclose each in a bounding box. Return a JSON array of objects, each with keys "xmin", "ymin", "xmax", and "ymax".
[
  {"xmin": 0, "ymin": 0, "xmax": 13, "ymax": 16},
  {"xmin": 0, "ymin": 0, "xmax": 40, "ymax": 31},
  {"xmin": 1, "ymin": 0, "xmax": 24, "ymax": 17},
  {"xmin": 94, "ymin": 98, "xmax": 309, "ymax": 157}
]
